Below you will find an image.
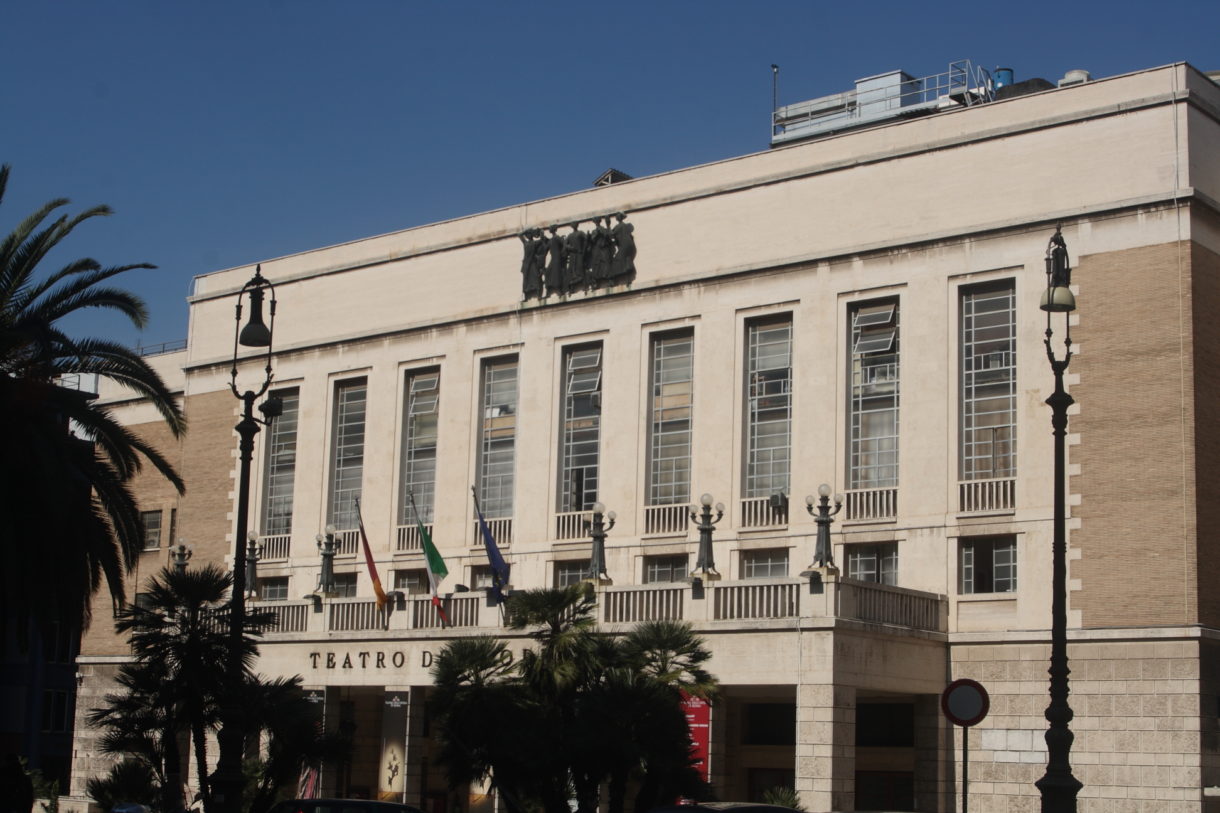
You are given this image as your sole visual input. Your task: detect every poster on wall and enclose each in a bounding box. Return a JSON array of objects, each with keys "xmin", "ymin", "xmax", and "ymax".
[
  {"xmin": 380, "ymin": 692, "xmax": 409, "ymax": 801},
  {"xmin": 680, "ymin": 691, "xmax": 711, "ymax": 782}
]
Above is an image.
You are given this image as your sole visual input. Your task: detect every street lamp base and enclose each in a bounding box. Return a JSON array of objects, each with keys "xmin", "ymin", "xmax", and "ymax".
[{"xmin": 1035, "ymin": 770, "xmax": 1082, "ymax": 812}]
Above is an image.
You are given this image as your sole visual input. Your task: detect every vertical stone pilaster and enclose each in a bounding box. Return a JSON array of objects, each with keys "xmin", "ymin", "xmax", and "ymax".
[
  {"xmin": 914, "ymin": 694, "xmax": 949, "ymax": 813},
  {"xmin": 795, "ymin": 631, "xmax": 854, "ymax": 812},
  {"xmin": 403, "ymin": 686, "xmax": 427, "ymax": 807}
]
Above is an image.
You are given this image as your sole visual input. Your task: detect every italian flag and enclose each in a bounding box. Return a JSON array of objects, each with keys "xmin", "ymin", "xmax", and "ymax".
[{"xmin": 418, "ymin": 517, "xmax": 450, "ymax": 625}]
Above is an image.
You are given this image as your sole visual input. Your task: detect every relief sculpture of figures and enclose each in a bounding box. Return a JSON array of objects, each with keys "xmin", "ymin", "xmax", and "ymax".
[
  {"xmin": 564, "ymin": 222, "xmax": 588, "ymax": 294},
  {"xmin": 589, "ymin": 215, "xmax": 613, "ymax": 287},
  {"xmin": 519, "ymin": 228, "xmax": 544, "ymax": 299},
  {"xmin": 519, "ymin": 213, "xmax": 635, "ymax": 301},
  {"xmin": 544, "ymin": 225, "xmax": 565, "ymax": 298},
  {"xmin": 610, "ymin": 211, "xmax": 636, "ymax": 285}
]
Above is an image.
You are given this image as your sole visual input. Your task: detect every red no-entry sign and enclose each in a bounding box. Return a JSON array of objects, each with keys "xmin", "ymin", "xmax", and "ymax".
[{"xmin": 942, "ymin": 678, "xmax": 990, "ymax": 727}]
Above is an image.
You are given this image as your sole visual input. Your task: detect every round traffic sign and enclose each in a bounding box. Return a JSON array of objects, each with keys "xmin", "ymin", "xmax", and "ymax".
[{"xmin": 941, "ymin": 678, "xmax": 990, "ymax": 727}]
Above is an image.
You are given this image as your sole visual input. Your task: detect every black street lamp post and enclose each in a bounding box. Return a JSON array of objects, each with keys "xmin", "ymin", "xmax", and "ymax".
[
  {"xmin": 1034, "ymin": 228, "xmax": 1082, "ymax": 812},
  {"xmin": 803, "ymin": 483, "xmax": 843, "ymax": 570},
  {"xmin": 316, "ymin": 526, "xmax": 338, "ymax": 595},
  {"xmin": 689, "ymin": 493, "xmax": 724, "ymax": 580},
  {"xmin": 212, "ymin": 266, "xmax": 281, "ymax": 813},
  {"xmin": 587, "ymin": 502, "xmax": 615, "ymax": 583}
]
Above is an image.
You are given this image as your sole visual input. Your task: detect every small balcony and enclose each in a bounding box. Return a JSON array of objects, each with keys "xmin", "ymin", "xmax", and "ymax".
[
  {"xmin": 396, "ymin": 523, "xmax": 430, "ymax": 552},
  {"xmin": 958, "ymin": 477, "xmax": 1015, "ymax": 513},
  {"xmin": 259, "ymin": 533, "xmax": 292, "ymax": 560},
  {"xmin": 331, "ymin": 528, "xmax": 360, "ymax": 556},
  {"xmin": 473, "ymin": 517, "xmax": 512, "ymax": 547},
  {"xmin": 554, "ymin": 510, "xmax": 591, "ymax": 541},
  {"xmin": 844, "ymin": 487, "xmax": 897, "ymax": 522},
  {"xmin": 739, "ymin": 496, "xmax": 787, "ymax": 529},
  {"xmin": 643, "ymin": 504, "xmax": 688, "ymax": 535}
]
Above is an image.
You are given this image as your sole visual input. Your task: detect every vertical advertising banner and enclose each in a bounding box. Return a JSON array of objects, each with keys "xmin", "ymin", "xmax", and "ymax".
[
  {"xmin": 680, "ymin": 691, "xmax": 711, "ymax": 782},
  {"xmin": 380, "ymin": 691, "xmax": 409, "ymax": 801}
]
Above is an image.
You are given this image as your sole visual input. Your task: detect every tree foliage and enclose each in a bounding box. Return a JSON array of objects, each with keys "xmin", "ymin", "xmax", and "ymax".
[
  {"xmin": 89, "ymin": 566, "xmax": 342, "ymax": 813},
  {"xmin": 0, "ymin": 163, "xmax": 186, "ymax": 635},
  {"xmin": 430, "ymin": 587, "xmax": 718, "ymax": 813}
]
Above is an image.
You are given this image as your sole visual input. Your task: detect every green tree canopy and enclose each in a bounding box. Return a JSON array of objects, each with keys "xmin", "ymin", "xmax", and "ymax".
[{"xmin": 430, "ymin": 587, "xmax": 718, "ymax": 813}]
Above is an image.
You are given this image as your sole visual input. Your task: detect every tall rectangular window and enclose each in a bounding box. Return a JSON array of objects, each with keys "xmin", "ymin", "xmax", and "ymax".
[
  {"xmin": 328, "ymin": 379, "xmax": 367, "ymax": 529},
  {"xmin": 559, "ymin": 344, "xmax": 602, "ymax": 512},
  {"xmin": 848, "ymin": 301, "xmax": 899, "ymax": 489},
  {"xmin": 478, "ymin": 358, "xmax": 518, "ymax": 518},
  {"xmin": 141, "ymin": 511, "xmax": 162, "ymax": 550},
  {"xmin": 961, "ymin": 283, "xmax": 1017, "ymax": 480},
  {"xmin": 399, "ymin": 370, "xmax": 440, "ymax": 525},
  {"xmin": 262, "ymin": 388, "xmax": 299, "ymax": 535},
  {"xmin": 745, "ymin": 317, "xmax": 792, "ymax": 497},
  {"xmin": 959, "ymin": 536, "xmax": 1017, "ymax": 594},
  {"xmin": 648, "ymin": 331, "xmax": 693, "ymax": 506}
]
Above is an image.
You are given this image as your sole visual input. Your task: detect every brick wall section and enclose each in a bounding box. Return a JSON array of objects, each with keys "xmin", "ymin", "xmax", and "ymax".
[
  {"xmin": 953, "ymin": 639, "xmax": 1204, "ymax": 812},
  {"xmin": 1072, "ymin": 241, "xmax": 1198, "ymax": 628},
  {"xmin": 1191, "ymin": 242, "xmax": 1220, "ymax": 630},
  {"xmin": 79, "ymin": 389, "xmax": 238, "ymax": 657}
]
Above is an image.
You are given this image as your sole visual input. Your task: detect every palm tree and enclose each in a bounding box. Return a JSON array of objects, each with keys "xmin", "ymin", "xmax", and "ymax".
[
  {"xmin": 88, "ymin": 658, "xmax": 183, "ymax": 812},
  {"xmin": 109, "ymin": 565, "xmax": 271, "ymax": 812},
  {"xmin": 0, "ymin": 163, "xmax": 186, "ymax": 634},
  {"xmin": 241, "ymin": 675, "xmax": 351, "ymax": 813}
]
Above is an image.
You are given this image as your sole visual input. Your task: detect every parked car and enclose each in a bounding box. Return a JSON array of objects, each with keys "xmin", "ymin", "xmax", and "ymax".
[
  {"xmin": 649, "ymin": 804, "xmax": 800, "ymax": 813},
  {"xmin": 266, "ymin": 799, "xmax": 425, "ymax": 813}
]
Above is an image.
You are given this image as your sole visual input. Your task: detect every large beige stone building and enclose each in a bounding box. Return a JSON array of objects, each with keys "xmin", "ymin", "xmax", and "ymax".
[{"xmin": 70, "ymin": 61, "xmax": 1220, "ymax": 812}]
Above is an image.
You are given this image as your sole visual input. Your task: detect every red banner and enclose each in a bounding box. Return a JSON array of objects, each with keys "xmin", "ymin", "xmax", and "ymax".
[{"xmin": 680, "ymin": 691, "xmax": 711, "ymax": 782}]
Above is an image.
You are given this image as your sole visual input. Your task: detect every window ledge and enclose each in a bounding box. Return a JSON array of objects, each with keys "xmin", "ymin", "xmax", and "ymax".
[{"xmin": 955, "ymin": 592, "xmax": 1018, "ymax": 602}]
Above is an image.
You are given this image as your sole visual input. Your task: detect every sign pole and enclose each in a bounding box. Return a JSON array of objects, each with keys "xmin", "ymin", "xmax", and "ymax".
[{"xmin": 942, "ymin": 678, "xmax": 990, "ymax": 813}]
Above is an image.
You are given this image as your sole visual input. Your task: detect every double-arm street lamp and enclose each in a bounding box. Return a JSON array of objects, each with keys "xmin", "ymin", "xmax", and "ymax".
[
  {"xmin": 1034, "ymin": 228, "xmax": 1082, "ymax": 812},
  {"xmin": 212, "ymin": 266, "xmax": 282, "ymax": 813},
  {"xmin": 689, "ymin": 493, "xmax": 724, "ymax": 581}
]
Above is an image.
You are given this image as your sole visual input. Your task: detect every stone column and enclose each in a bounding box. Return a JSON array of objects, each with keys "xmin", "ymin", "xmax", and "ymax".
[
  {"xmin": 403, "ymin": 686, "xmax": 428, "ymax": 808},
  {"xmin": 794, "ymin": 630, "xmax": 854, "ymax": 812}
]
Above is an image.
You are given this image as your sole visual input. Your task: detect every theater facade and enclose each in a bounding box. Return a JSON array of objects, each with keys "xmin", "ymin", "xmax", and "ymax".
[{"xmin": 70, "ymin": 62, "xmax": 1220, "ymax": 812}]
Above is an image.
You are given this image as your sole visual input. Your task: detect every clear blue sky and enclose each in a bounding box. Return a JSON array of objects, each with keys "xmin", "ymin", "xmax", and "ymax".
[{"xmin": 2, "ymin": 1, "xmax": 1216, "ymax": 348}]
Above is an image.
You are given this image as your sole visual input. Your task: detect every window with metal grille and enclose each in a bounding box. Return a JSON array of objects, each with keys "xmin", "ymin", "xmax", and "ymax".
[
  {"xmin": 648, "ymin": 331, "xmax": 694, "ymax": 506},
  {"xmin": 328, "ymin": 379, "xmax": 367, "ymax": 529},
  {"xmin": 742, "ymin": 548, "xmax": 789, "ymax": 579},
  {"xmin": 399, "ymin": 370, "xmax": 440, "ymax": 525},
  {"xmin": 845, "ymin": 543, "xmax": 898, "ymax": 585},
  {"xmin": 141, "ymin": 510, "xmax": 162, "ymax": 550},
  {"xmin": 848, "ymin": 301, "xmax": 899, "ymax": 489},
  {"xmin": 554, "ymin": 560, "xmax": 591, "ymax": 587},
  {"xmin": 559, "ymin": 344, "xmax": 602, "ymax": 512},
  {"xmin": 332, "ymin": 572, "xmax": 358, "ymax": 598},
  {"xmin": 261, "ymin": 388, "xmax": 299, "ymax": 536},
  {"xmin": 478, "ymin": 358, "xmax": 518, "ymax": 519},
  {"xmin": 959, "ymin": 535, "xmax": 1017, "ymax": 594},
  {"xmin": 393, "ymin": 569, "xmax": 428, "ymax": 595},
  {"xmin": 745, "ymin": 318, "xmax": 792, "ymax": 498},
  {"xmin": 643, "ymin": 554, "xmax": 689, "ymax": 583},
  {"xmin": 259, "ymin": 576, "xmax": 289, "ymax": 602},
  {"xmin": 961, "ymin": 283, "xmax": 1017, "ymax": 480}
]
